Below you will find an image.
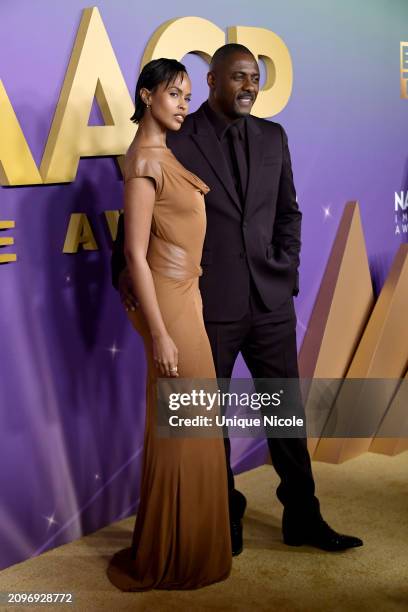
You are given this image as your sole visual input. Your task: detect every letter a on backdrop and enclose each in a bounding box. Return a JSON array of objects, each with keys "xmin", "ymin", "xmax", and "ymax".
[{"xmin": 40, "ymin": 7, "xmax": 135, "ymax": 184}]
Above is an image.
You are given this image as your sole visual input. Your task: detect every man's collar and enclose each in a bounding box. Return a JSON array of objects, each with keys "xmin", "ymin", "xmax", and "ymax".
[{"xmin": 202, "ymin": 100, "xmax": 246, "ymax": 141}]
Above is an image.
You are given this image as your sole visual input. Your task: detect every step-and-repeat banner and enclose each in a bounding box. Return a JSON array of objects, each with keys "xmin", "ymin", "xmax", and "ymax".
[{"xmin": 1, "ymin": 0, "xmax": 407, "ymax": 568}]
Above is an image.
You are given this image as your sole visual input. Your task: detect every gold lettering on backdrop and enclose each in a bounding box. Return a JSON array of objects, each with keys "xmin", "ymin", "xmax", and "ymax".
[
  {"xmin": 104, "ymin": 209, "xmax": 123, "ymax": 241},
  {"xmin": 313, "ymin": 244, "xmax": 408, "ymax": 463},
  {"xmin": 0, "ymin": 81, "xmax": 43, "ymax": 186},
  {"xmin": 63, "ymin": 213, "xmax": 98, "ymax": 253},
  {"xmin": 40, "ymin": 7, "xmax": 136, "ymax": 184},
  {"xmin": 228, "ymin": 26, "xmax": 293, "ymax": 117},
  {"xmin": 400, "ymin": 42, "xmax": 408, "ymax": 99},
  {"xmin": 141, "ymin": 17, "xmax": 224, "ymax": 66},
  {"xmin": 0, "ymin": 9, "xmax": 294, "ymax": 186},
  {"xmin": 298, "ymin": 202, "xmax": 408, "ymax": 464},
  {"xmin": 141, "ymin": 20, "xmax": 293, "ymax": 119},
  {"xmin": 0, "ymin": 220, "xmax": 17, "ymax": 262}
]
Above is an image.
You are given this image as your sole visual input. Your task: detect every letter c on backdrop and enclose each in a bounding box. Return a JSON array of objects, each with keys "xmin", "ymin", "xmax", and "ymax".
[{"xmin": 141, "ymin": 17, "xmax": 293, "ymax": 118}]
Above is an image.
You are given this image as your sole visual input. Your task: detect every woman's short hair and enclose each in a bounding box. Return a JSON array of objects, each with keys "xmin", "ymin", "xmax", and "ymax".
[{"xmin": 130, "ymin": 58, "xmax": 187, "ymax": 124}]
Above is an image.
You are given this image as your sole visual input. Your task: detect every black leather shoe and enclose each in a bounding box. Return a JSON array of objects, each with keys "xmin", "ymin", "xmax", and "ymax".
[
  {"xmin": 230, "ymin": 489, "xmax": 247, "ymax": 518},
  {"xmin": 229, "ymin": 489, "xmax": 246, "ymax": 556},
  {"xmin": 283, "ymin": 519, "xmax": 363, "ymax": 552},
  {"xmin": 230, "ymin": 517, "xmax": 243, "ymax": 556}
]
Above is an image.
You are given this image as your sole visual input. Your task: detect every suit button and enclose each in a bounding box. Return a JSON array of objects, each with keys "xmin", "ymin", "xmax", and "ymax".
[
  {"xmin": 242, "ymin": 221, "xmax": 248, "ymax": 229},
  {"xmin": 240, "ymin": 252, "xmax": 246, "ymax": 259}
]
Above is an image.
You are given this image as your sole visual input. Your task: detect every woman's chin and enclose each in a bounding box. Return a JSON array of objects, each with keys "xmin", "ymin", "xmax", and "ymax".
[{"xmin": 168, "ymin": 120, "xmax": 183, "ymax": 131}]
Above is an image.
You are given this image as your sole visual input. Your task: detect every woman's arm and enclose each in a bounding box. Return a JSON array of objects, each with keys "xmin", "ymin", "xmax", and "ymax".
[{"xmin": 123, "ymin": 176, "xmax": 178, "ymax": 377}]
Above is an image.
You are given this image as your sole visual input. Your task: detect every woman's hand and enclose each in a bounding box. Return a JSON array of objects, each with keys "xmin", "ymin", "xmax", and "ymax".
[{"xmin": 152, "ymin": 332, "xmax": 179, "ymax": 377}]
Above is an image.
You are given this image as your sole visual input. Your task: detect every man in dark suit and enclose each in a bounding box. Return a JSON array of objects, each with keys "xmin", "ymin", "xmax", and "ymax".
[{"xmin": 112, "ymin": 44, "xmax": 363, "ymax": 555}]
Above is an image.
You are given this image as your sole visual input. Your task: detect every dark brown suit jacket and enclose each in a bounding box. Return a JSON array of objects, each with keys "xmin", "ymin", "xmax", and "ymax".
[{"xmin": 111, "ymin": 102, "xmax": 301, "ymax": 322}]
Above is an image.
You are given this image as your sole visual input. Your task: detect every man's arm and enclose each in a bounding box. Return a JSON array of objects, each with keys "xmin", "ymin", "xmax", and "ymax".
[
  {"xmin": 111, "ymin": 212, "xmax": 139, "ymax": 310},
  {"xmin": 111, "ymin": 212, "xmax": 127, "ymax": 290},
  {"xmin": 272, "ymin": 125, "xmax": 302, "ymax": 296}
]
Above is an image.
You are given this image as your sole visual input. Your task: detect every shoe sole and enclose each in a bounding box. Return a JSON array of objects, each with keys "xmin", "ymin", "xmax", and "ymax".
[
  {"xmin": 283, "ymin": 536, "xmax": 303, "ymax": 547},
  {"xmin": 283, "ymin": 537, "xmax": 363, "ymax": 551}
]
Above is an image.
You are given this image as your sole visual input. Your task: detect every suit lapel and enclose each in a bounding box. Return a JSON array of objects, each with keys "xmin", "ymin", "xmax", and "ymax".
[
  {"xmin": 244, "ymin": 117, "xmax": 264, "ymax": 215},
  {"xmin": 191, "ymin": 105, "xmax": 242, "ymax": 213}
]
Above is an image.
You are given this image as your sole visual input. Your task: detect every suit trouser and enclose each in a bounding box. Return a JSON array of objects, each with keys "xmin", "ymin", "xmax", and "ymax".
[{"xmin": 204, "ymin": 278, "xmax": 321, "ymax": 522}]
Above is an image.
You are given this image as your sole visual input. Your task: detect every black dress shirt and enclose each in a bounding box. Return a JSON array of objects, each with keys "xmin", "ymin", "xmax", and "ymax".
[{"xmin": 202, "ymin": 101, "xmax": 248, "ymax": 206}]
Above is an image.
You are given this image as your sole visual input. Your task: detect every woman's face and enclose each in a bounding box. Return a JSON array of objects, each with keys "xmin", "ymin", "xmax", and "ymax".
[{"xmin": 146, "ymin": 72, "xmax": 192, "ymax": 131}]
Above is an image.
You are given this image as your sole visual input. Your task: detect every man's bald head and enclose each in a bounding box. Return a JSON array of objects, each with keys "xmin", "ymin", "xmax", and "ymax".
[{"xmin": 210, "ymin": 43, "xmax": 257, "ymax": 72}]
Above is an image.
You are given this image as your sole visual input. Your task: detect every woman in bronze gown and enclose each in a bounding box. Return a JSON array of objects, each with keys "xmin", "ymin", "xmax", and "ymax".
[{"xmin": 106, "ymin": 59, "xmax": 232, "ymax": 591}]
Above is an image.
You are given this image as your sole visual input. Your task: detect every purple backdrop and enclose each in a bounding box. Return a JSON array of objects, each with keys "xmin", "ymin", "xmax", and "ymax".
[{"xmin": 0, "ymin": 1, "xmax": 407, "ymax": 569}]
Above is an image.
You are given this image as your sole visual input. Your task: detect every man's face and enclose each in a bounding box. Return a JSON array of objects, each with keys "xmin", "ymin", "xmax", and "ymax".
[{"xmin": 208, "ymin": 52, "xmax": 260, "ymax": 119}]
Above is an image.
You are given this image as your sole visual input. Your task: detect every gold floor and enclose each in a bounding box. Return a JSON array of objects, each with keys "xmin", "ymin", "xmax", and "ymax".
[{"xmin": 1, "ymin": 452, "xmax": 407, "ymax": 612}]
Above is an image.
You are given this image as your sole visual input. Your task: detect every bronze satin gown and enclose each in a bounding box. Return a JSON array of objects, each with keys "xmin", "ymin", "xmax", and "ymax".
[{"xmin": 106, "ymin": 146, "xmax": 232, "ymax": 591}]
